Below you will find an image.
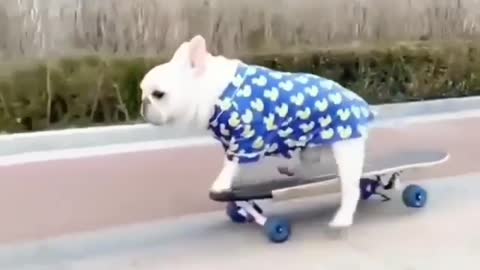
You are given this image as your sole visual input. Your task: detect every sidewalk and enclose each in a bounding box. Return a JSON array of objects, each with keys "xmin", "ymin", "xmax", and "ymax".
[{"xmin": 1, "ymin": 172, "xmax": 479, "ymax": 270}]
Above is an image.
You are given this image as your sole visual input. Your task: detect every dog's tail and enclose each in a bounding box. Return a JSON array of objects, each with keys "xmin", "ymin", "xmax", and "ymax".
[{"xmin": 370, "ymin": 107, "xmax": 379, "ymax": 120}]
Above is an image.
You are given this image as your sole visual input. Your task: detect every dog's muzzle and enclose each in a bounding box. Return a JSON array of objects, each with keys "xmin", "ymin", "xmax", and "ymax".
[
  {"xmin": 140, "ymin": 98, "xmax": 166, "ymax": 125},
  {"xmin": 141, "ymin": 97, "xmax": 150, "ymax": 118}
]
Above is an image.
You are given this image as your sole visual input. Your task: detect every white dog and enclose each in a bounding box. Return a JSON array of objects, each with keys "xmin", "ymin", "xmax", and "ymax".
[{"xmin": 140, "ymin": 35, "xmax": 375, "ymax": 228}]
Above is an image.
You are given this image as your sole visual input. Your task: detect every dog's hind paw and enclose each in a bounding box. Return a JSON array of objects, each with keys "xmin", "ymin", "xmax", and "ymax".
[
  {"xmin": 277, "ymin": 166, "xmax": 295, "ymax": 177},
  {"xmin": 328, "ymin": 207, "xmax": 355, "ymax": 228}
]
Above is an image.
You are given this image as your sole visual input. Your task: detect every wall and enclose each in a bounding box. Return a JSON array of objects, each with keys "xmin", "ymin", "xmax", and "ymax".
[{"xmin": 1, "ymin": 0, "xmax": 480, "ymax": 60}]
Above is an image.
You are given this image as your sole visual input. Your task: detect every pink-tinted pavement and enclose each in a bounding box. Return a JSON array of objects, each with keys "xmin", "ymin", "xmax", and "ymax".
[{"xmin": 0, "ymin": 117, "xmax": 478, "ymax": 245}]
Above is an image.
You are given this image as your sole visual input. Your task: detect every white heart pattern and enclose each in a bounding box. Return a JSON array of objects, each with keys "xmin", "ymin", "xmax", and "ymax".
[
  {"xmin": 295, "ymin": 76, "xmax": 309, "ymax": 84},
  {"xmin": 250, "ymin": 98, "xmax": 264, "ymax": 112},
  {"xmin": 351, "ymin": 105, "xmax": 361, "ymax": 119},
  {"xmin": 245, "ymin": 66, "xmax": 257, "ymax": 76},
  {"xmin": 314, "ymin": 98, "xmax": 329, "ymax": 112},
  {"xmin": 299, "ymin": 121, "xmax": 315, "ymax": 133},
  {"xmin": 279, "ymin": 80, "xmax": 294, "ymax": 91},
  {"xmin": 269, "ymin": 71, "xmax": 283, "ymax": 80},
  {"xmin": 319, "ymin": 115, "xmax": 332, "ymax": 127},
  {"xmin": 266, "ymin": 143, "xmax": 279, "ymax": 153},
  {"xmin": 305, "ymin": 85, "xmax": 319, "ymax": 97},
  {"xmin": 319, "ymin": 79, "xmax": 335, "ymax": 90},
  {"xmin": 337, "ymin": 125, "xmax": 353, "ymax": 139},
  {"xmin": 241, "ymin": 109, "xmax": 253, "ymax": 124},
  {"xmin": 275, "ymin": 103, "xmax": 289, "ymax": 118},
  {"xmin": 320, "ymin": 128, "xmax": 335, "ymax": 140},
  {"xmin": 361, "ymin": 106, "xmax": 371, "ymax": 118},
  {"xmin": 285, "ymin": 139, "xmax": 297, "ymax": 148},
  {"xmin": 336, "ymin": 108, "xmax": 351, "ymax": 121},
  {"xmin": 278, "ymin": 127, "xmax": 293, "ymax": 138},
  {"xmin": 328, "ymin": 92, "xmax": 343, "ymax": 105},
  {"xmin": 264, "ymin": 87, "xmax": 279, "ymax": 102},
  {"xmin": 290, "ymin": 92, "xmax": 305, "ymax": 106},
  {"xmin": 232, "ymin": 74, "xmax": 244, "ymax": 87},
  {"xmin": 237, "ymin": 85, "xmax": 252, "ymax": 98},
  {"xmin": 220, "ymin": 123, "xmax": 230, "ymax": 136},
  {"xmin": 252, "ymin": 75, "xmax": 268, "ymax": 87}
]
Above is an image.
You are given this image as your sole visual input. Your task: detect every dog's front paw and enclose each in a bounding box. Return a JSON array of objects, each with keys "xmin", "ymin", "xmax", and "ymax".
[
  {"xmin": 210, "ymin": 177, "xmax": 233, "ymax": 193},
  {"xmin": 210, "ymin": 159, "xmax": 238, "ymax": 193},
  {"xmin": 210, "ymin": 186, "xmax": 231, "ymax": 193}
]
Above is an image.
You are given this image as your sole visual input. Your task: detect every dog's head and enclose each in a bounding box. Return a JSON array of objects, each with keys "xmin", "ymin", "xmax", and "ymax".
[{"xmin": 139, "ymin": 35, "xmax": 212, "ymax": 127}]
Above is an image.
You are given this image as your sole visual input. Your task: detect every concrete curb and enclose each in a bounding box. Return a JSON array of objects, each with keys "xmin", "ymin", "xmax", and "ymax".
[{"xmin": 0, "ymin": 96, "xmax": 480, "ymax": 163}]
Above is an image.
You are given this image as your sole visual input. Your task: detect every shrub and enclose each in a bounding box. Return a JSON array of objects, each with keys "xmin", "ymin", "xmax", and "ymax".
[{"xmin": 0, "ymin": 41, "xmax": 479, "ymax": 133}]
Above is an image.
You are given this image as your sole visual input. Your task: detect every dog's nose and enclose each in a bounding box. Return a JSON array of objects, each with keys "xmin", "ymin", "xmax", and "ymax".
[
  {"xmin": 142, "ymin": 97, "xmax": 151, "ymax": 106},
  {"xmin": 141, "ymin": 97, "xmax": 151, "ymax": 117}
]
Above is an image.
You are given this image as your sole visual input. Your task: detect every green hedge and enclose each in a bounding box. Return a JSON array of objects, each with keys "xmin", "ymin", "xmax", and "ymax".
[{"xmin": 1, "ymin": 41, "xmax": 480, "ymax": 133}]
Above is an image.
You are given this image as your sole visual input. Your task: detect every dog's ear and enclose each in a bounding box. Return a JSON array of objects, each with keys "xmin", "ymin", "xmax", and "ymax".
[
  {"xmin": 188, "ymin": 35, "xmax": 208, "ymax": 76},
  {"xmin": 171, "ymin": 42, "xmax": 189, "ymax": 63}
]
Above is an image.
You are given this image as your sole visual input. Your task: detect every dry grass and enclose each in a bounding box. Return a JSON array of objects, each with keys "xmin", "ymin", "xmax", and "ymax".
[{"xmin": 1, "ymin": 0, "xmax": 480, "ymax": 60}]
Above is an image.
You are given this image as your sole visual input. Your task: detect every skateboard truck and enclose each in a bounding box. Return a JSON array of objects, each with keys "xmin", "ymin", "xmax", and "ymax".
[{"xmin": 360, "ymin": 172, "xmax": 401, "ymax": 201}]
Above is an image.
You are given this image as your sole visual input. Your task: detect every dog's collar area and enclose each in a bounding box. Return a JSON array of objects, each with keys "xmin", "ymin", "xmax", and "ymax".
[{"xmin": 207, "ymin": 63, "xmax": 250, "ymax": 130}]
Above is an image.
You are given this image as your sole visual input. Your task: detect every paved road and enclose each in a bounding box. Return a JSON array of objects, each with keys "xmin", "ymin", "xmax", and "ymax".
[
  {"xmin": 0, "ymin": 117, "xmax": 479, "ymax": 244},
  {"xmin": 1, "ymin": 172, "xmax": 479, "ymax": 270}
]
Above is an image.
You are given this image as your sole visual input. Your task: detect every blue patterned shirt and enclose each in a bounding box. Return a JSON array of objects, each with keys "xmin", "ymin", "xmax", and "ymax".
[{"xmin": 208, "ymin": 63, "xmax": 375, "ymax": 164}]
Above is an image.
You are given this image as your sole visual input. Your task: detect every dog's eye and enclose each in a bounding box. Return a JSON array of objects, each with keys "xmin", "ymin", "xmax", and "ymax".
[{"xmin": 151, "ymin": 90, "xmax": 165, "ymax": 99}]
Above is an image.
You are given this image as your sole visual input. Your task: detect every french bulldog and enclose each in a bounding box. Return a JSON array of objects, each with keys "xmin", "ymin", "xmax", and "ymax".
[{"xmin": 140, "ymin": 35, "xmax": 375, "ymax": 228}]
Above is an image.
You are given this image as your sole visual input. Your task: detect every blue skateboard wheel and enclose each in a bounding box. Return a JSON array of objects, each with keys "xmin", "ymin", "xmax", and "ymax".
[
  {"xmin": 402, "ymin": 184, "xmax": 427, "ymax": 208},
  {"xmin": 264, "ymin": 217, "xmax": 291, "ymax": 243}
]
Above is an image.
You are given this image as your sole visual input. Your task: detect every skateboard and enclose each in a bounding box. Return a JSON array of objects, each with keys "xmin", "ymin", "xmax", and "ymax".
[{"xmin": 209, "ymin": 150, "xmax": 449, "ymax": 243}]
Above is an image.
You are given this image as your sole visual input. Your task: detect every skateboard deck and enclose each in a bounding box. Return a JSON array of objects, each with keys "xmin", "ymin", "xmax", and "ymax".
[{"xmin": 210, "ymin": 150, "xmax": 449, "ymax": 202}]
